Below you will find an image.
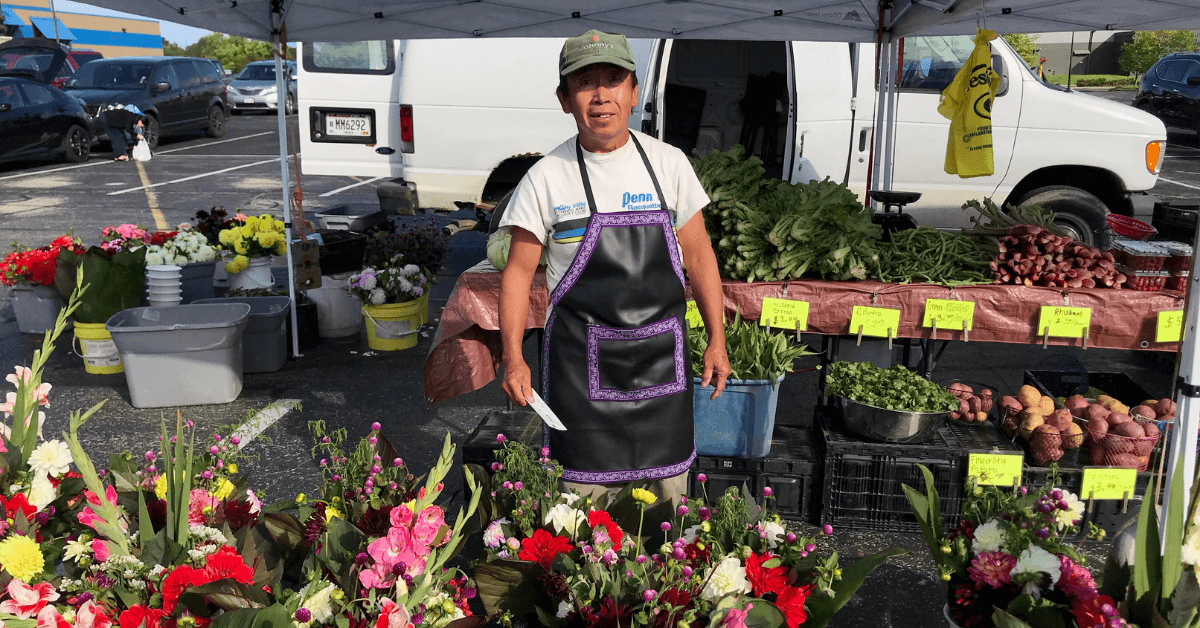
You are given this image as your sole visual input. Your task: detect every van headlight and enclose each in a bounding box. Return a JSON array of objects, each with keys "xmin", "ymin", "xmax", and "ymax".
[{"xmin": 1146, "ymin": 141, "xmax": 1164, "ymax": 175}]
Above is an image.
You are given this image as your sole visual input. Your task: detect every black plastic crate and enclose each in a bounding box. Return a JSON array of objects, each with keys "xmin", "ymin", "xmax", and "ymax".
[
  {"xmin": 1024, "ymin": 371, "xmax": 1155, "ymax": 406},
  {"xmin": 1152, "ymin": 201, "xmax": 1198, "ymax": 242},
  {"xmin": 462, "ymin": 409, "xmax": 542, "ymax": 468},
  {"xmin": 691, "ymin": 425, "xmax": 819, "ymax": 522},
  {"xmin": 316, "ymin": 229, "xmax": 367, "ymax": 275},
  {"xmin": 1023, "ymin": 464, "xmax": 1155, "ymax": 497}
]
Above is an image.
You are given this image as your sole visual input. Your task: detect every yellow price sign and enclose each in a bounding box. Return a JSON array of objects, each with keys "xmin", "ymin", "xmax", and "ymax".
[
  {"xmin": 1157, "ymin": 310, "xmax": 1183, "ymax": 343},
  {"xmin": 922, "ymin": 299, "xmax": 975, "ymax": 330},
  {"xmin": 1037, "ymin": 306, "xmax": 1092, "ymax": 338},
  {"xmin": 1081, "ymin": 467, "xmax": 1137, "ymax": 500},
  {"xmin": 685, "ymin": 301, "xmax": 704, "ymax": 328},
  {"xmin": 759, "ymin": 297, "xmax": 810, "ymax": 331},
  {"xmin": 967, "ymin": 453, "xmax": 1024, "ymax": 487},
  {"xmin": 849, "ymin": 306, "xmax": 901, "ymax": 338}
]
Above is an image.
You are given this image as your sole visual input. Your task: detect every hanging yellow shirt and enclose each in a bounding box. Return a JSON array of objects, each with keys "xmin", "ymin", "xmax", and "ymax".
[{"xmin": 939, "ymin": 29, "xmax": 1001, "ymax": 178}]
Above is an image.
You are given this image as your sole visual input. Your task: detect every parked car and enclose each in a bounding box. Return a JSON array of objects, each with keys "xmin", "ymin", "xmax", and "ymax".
[
  {"xmin": 1133, "ymin": 52, "xmax": 1200, "ymax": 137},
  {"xmin": 0, "ymin": 75, "xmax": 92, "ymax": 164},
  {"xmin": 63, "ymin": 56, "xmax": 228, "ymax": 149},
  {"xmin": 227, "ymin": 60, "xmax": 296, "ymax": 115},
  {"xmin": 0, "ymin": 39, "xmax": 104, "ymax": 90}
]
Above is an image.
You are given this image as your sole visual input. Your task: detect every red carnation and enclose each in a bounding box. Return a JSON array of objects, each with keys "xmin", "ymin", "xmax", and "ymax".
[
  {"xmin": 774, "ymin": 584, "xmax": 814, "ymax": 628},
  {"xmin": 0, "ymin": 493, "xmax": 37, "ymax": 521},
  {"xmin": 745, "ymin": 552, "xmax": 790, "ymax": 597},
  {"xmin": 199, "ymin": 546, "xmax": 254, "ymax": 584},
  {"xmin": 587, "ymin": 510, "xmax": 624, "ymax": 548},
  {"xmin": 161, "ymin": 565, "xmax": 198, "ymax": 613},
  {"xmin": 118, "ymin": 606, "xmax": 166, "ymax": 628},
  {"xmin": 1073, "ymin": 594, "xmax": 1120, "ymax": 628},
  {"xmin": 518, "ymin": 528, "xmax": 575, "ymax": 569}
]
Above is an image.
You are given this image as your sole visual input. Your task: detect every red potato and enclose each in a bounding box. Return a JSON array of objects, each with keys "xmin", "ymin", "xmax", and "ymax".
[
  {"xmin": 1000, "ymin": 396, "xmax": 1022, "ymax": 415},
  {"xmin": 1142, "ymin": 422, "xmax": 1161, "ymax": 439},
  {"xmin": 1087, "ymin": 417, "xmax": 1110, "ymax": 438},
  {"xmin": 1102, "ymin": 433, "xmax": 1137, "ymax": 455},
  {"xmin": 1064, "ymin": 395, "xmax": 1089, "ymax": 412},
  {"xmin": 1082, "ymin": 404, "xmax": 1110, "ymax": 422},
  {"xmin": 1090, "ymin": 446, "xmax": 1106, "ymax": 465},
  {"xmin": 1158, "ymin": 398, "xmax": 1177, "ymax": 415},
  {"xmin": 1049, "ymin": 409, "xmax": 1074, "ymax": 431},
  {"xmin": 1108, "ymin": 453, "xmax": 1141, "ymax": 470},
  {"xmin": 968, "ymin": 397, "xmax": 982, "ymax": 414},
  {"xmin": 1130, "ymin": 405, "xmax": 1157, "ymax": 421},
  {"xmin": 949, "ymin": 411, "xmax": 961, "ymax": 420},
  {"xmin": 1108, "ymin": 412, "xmax": 1132, "ymax": 426},
  {"xmin": 1112, "ymin": 421, "xmax": 1145, "ymax": 439}
]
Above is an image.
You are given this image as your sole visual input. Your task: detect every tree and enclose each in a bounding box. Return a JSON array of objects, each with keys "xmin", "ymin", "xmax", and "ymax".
[
  {"xmin": 161, "ymin": 38, "xmax": 186, "ymax": 56},
  {"xmin": 180, "ymin": 33, "xmax": 289, "ymax": 72},
  {"xmin": 1119, "ymin": 30, "xmax": 1197, "ymax": 75},
  {"xmin": 1002, "ymin": 33, "xmax": 1039, "ymax": 68}
]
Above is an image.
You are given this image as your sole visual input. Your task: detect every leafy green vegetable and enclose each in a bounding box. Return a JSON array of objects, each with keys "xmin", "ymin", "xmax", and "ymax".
[
  {"xmin": 688, "ymin": 311, "xmax": 813, "ymax": 382},
  {"xmin": 826, "ymin": 362, "xmax": 957, "ymax": 413}
]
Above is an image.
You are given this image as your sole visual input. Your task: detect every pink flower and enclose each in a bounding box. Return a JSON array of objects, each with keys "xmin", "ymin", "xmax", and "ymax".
[
  {"xmin": 375, "ymin": 599, "xmax": 414, "ymax": 628},
  {"xmin": 721, "ymin": 603, "xmax": 754, "ymax": 628},
  {"xmin": 1057, "ymin": 555, "xmax": 1099, "ymax": 601},
  {"xmin": 79, "ymin": 486, "xmax": 124, "ymax": 532},
  {"xmin": 188, "ymin": 488, "xmax": 220, "ymax": 524},
  {"xmin": 358, "ymin": 563, "xmax": 394, "ymax": 590},
  {"xmin": 75, "ymin": 600, "xmax": 113, "ymax": 628},
  {"xmin": 0, "ymin": 580, "xmax": 60, "ymax": 618},
  {"xmin": 36, "ymin": 605, "xmax": 70, "ymax": 628},
  {"xmin": 91, "ymin": 539, "xmax": 111, "ymax": 563},
  {"xmin": 389, "ymin": 504, "xmax": 414, "ymax": 528},
  {"xmin": 412, "ymin": 506, "xmax": 446, "ymax": 547},
  {"xmin": 969, "ymin": 550, "xmax": 1017, "ymax": 588}
]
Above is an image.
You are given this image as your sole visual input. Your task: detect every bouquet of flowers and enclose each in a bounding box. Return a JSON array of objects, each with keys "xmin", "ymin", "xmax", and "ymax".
[
  {"xmin": 346, "ymin": 264, "xmax": 427, "ymax": 306},
  {"xmin": 471, "ymin": 438, "xmax": 901, "ymax": 628},
  {"xmin": 191, "ymin": 206, "xmax": 245, "ymax": 247},
  {"xmin": 364, "ymin": 219, "xmax": 449, "ymax": 276},
  {"xmin": 904, "ymin": 464, "xmax": 1128, "ymax": 628},
  {"xmin": 54, "ymin": 225, "xmax": 148, "ymax": 324},
  {"xmin": 99, "ymin": 224, "xmax": 150, "ymax": 254},
  {"xmin": 145, "ymin": 229, "xmax": 219, "ymax": 266},
  {"xmin": 218, "ymin": 214, "xmax": 287, "ymax": 274},
  {"xmin": 0, "ymin": 235, "xmax": 84, "ymax": 287}
]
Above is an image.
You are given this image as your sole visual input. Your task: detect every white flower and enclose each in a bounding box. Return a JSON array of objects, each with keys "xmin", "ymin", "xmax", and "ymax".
[
  {"xmin": 971, "ymin": 520, "xmax": 1005, "ymax": 554},
  {"xmin": 681, "ymin": 524, "xmax": 701, "ymax": 544},
  {"xmin": 173, "ymin": 255, "xmax": 189, "ymax": 266},
  {"xmin": 302, "ymin": 582, "xmax": 336, "ymax": 624},
  {"xmin": 369, "ymin": 288, "xmax": 386, "ymax": 305},
  {"xmin": 362, "ymin": 273, "xmax": 377, "ymax": 291},
  {"xmin": 196, "ymin": 246, "xmax": 216, "ymax": 261},
  {"xmin": 1012, "ymin": 545, "xmax": 1061, "ymax": 584},
  {"xmin": 26, "ymin": 473, "xmax": 56, "ymax": 510},
  {"xmin": 146, "ymin": 251, "xmax": 165, "ymax": 266},
  {"xmin": 483, "ymin": 518, "xmax": 508, "ymax": 549},
  {"xmin": 1055, "ymin": 491, "xmax": 1085, "ymax": 531},
  {"xmin": 561, "ymin": 492, "xmax": 580, "ymax": 505},
  {"xmin": 700, "ymin": 556, "xmax": 751, "ymax": 601},
  {"xmin": 28, "ymin": 440, "xmax": 72, "ymax": 477},
  {"xmin": 178, "ymin": 222, "xmax": 193, "ymax": 231},
  {"xmin": 556, "ymin": 601, "xmax": 571, "ymax": 619},
  {"xmin": 761, "ymin": 520, "xmax": 786, "ymax": 549},
  {"xmin": 543, "ymin": 503, "xmax": 586, "ymax": 536},
  {"xmin": 403, "ymin": 264, "xmax": 419, "ymax": 275},
  {"xmin": 1182, "ymin": 528, "xmax": 1200, "ymax": 566},
  {"xmin": 63, "ymin": 538, "xmax": 90, "ymax": 563}
]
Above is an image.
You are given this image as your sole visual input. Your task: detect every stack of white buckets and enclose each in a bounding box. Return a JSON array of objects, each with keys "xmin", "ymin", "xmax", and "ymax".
[{"xmin": 146, "ymin": 265, "xmax": 183, "ymax": 306}]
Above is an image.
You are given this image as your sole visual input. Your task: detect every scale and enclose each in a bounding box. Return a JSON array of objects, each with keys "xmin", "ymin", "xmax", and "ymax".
[{"xmin": 869, "ymin": 190, "xmax": 921, "ymax": 242}]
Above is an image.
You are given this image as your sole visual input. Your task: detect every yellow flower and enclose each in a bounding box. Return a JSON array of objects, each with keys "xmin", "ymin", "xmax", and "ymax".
[
  {"xmin": 259, "ymin": 214, "xmax": 273, "ymax": 225},
  {"xmin": 255, "ymin": 231, "xmax": 278, "ymax": 248},
  {"xmin": 295, "ymin": 493, "xmax": 306, "ymax": 504},
  {"xmin": 233, "ymin": 239, "xmax": 248, "ymax": 255},
  {"xmin": 274, "ymin": 241, "xmax": 287, "ymax": 256},
  {"xmin": 325, "ymin": 506, "xmax": 343, "ymax": 523},
  {"xmin": 154, "ymin": 474, "xmax": 167, "ymax": 500},
  {"xmin": 240, "ymin": 225, "xmax": 256, "ymax": 239},
  {"xmin": 225, "ymin": 255, "xmax": 249, "ymax": 274},
  {"xmin": 218, "ymin": 229, "xmax": 237, "ymax": 246},
  {"xmin": 0, "ymin": 534, "xmax": 44, "ymax": 582},
  {"xmin": 631, "ymin": 488, "xmax": 656, "ymax": 505},
  {"xmin": 228, "ymin": 463, "xmax": 238, "ymax": 474},
  {"xmin": 211, "ymin": 478, "xmax": 235, "ymax": 500},
  {"xmin": 273, "ymin": 220, "xmax": 284, "ymax": 232}
]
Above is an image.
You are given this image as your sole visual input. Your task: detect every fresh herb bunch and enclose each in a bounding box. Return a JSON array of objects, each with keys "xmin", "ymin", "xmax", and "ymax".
[
  {"xmin": 827, "ymin": 361, "xmax": 958, "ymax": 412},
  {"xmin": 688, "ymin": 311, "xmax": 813, "ymax": 381},
  {"xmin": 364, "ymin": 218, "xmax": 449, "ymax": 275},
  {"xmin": 876, "ymin": 227, "xmax": 994, "ymax": 286}
]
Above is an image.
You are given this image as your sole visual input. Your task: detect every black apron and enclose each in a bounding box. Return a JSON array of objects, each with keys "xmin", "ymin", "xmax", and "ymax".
[{"xmin": 542, "ymin": 135, "xmax": 695, "ymax": 484}]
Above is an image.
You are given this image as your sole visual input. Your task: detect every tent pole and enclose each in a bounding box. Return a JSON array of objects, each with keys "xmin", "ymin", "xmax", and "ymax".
[
  {"xmin": 882, "ymin": 37, "xmax": 899, "ymax": 191},
  {"xmin": 271, "ymin": 28, "xmax": 301, "ymax": 359},
  {"xmin": 1161, "ymin": 220, "xmax": 1200, "ymax": 544},
  {"xmin": 870, "ymin": 30, "xmax": 892, "ymax": 200}
]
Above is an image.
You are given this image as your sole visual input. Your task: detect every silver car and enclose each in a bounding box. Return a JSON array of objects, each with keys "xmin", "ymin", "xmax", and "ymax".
[{"xmin": 226, "ymin": 60, "xmax": 296, "ymax": 114}]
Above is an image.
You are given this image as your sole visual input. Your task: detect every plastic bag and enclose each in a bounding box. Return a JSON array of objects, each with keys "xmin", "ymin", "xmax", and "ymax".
[{"xmin": 132, "ymin": 139, "xmax": 152, "ymax": 162}]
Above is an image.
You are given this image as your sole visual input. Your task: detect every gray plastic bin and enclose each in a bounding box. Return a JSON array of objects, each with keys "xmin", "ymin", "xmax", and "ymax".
[
  {"xmin": 194, "ymin": 297, "xmax": 289, "ymax": 373},
  {"xmin": 106, "ymin": 304, "xmax": 251, "ymax": 408},
  {"xmin": 316, "ymin": 205, "xmax": 387, "ymax": 232}
]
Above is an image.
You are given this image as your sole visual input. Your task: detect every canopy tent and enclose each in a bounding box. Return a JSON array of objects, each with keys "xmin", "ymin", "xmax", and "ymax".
[{"xmin": 72, "ymin": 0, "xmax": 1200, "ymax": 537}]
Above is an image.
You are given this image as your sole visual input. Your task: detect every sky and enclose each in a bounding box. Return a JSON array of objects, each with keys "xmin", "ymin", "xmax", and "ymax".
[{"xmin": 57, "ymin": 0, "xmax": 213, "ymax": 46}]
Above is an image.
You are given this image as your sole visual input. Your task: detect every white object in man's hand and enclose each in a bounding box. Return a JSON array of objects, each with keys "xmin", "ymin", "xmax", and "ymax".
[{"xmin": 528, "ymin": 389, "xmax": 567, "ymax": 431}]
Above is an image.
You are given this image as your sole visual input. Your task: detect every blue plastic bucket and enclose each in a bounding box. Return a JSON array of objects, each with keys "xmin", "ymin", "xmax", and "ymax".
[{"xmin": 692, "ymin": 375, "xmax": 785, "ymax": 458}]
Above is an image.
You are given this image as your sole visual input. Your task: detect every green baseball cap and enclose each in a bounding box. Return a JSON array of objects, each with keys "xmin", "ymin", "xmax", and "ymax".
[{"xmin": 559, "ymin": 30, "xmax": 636, "ymax": 76}]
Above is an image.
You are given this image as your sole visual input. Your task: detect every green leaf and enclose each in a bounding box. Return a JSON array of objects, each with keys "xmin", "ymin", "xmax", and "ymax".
[
  {"xmin": 1162, "ymin": 456, "xmax": 1188, "ymax": 604},
  {"xmin": 210, "ymin": 609, "xmax": 260, "ymax": 628},
  {"xmin": 802, "ymin": 547, "xmax": 908, "ymax": 628},
  {"xmin": 1169, "ymin": 569, "xmax": 1200, "ymax": 628},
  {"xmin": 248, "ymin": 602, "xmax": 292, "ymax": 628},
  {"xmin": 1133, "ymin": 485, "xmax": 1163, "ymax": 602},
  {"xmin": 138, "ymin": 490, "xmax": 154, "ymax": 551},
  {"xmin": 742, "ymin": 598, "xmax": 785, "ymax": 628},
  {"xmin": 991, "ymin": 607, "xmax": 1036, "ymax": 628},
  {"xmin": 473, "ymin": 558, "xmax": 541, "ymax": 617},
  {"xmin": 180, "ymin": 579, "xmax": 272, "ymax": 616},
  {"xmin": 261, "ymin": 513, "xmax": 304, "ymax": 553}
]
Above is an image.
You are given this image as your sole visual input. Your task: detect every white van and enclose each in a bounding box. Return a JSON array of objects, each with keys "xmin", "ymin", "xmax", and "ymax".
[{"xmin": 299, "ymin": 36, "xmax": 1166, "ymax": 244}]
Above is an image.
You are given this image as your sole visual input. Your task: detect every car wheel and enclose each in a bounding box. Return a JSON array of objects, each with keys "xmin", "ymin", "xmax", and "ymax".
[
  {"xmin": 144, "ymin": 116, "xmax": 160, "ymax": 150},
  {"xmin": 285, "ymin": 93, "xmax": 295, "ymax": 115},
  {"xmin": 1135, "ymin": 100, "xmax": 1156, "ymax": 116},
  {"xmin": 1017, "ymin": 185, "xmax": 1109, "ymax": 246},
  {"xmin": 206, "ymin": 106, "xmax": 226, "ymax": 138},
  {"xmin": 61, "ymin": 125, "xmax": 89, "ymax": 163}
]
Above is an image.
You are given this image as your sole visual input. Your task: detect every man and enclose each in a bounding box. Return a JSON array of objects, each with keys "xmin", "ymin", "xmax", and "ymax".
[{"xmin": 497, "ymin": 30, "xmax": 730, "ymax": 508}]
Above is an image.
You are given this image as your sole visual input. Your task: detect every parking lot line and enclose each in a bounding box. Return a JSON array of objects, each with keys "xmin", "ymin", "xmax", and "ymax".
[
  {"xmin": 319, "ymin": 176, "xmax": 385, "ymax": 197},
  {"xmin": 1157, "ymin": 175, "xmax": 1200, "ymax": 191},
  {"xmin": 107, "ymin": 158, "xmax": 280, "ymax": 195},
  {"xmin": 0, "ymin": 158, "xmax": 111, "ymax": 181},
  {"xmin": 154, "ymin": 131, "xmax": 275, "ymax": 154},
  {"xmin": 231, "ymin": 399, "xmax": 301, "ymax": 450},
  {"xmin": 135, "ymin": 161, "xmax": 168, "ymax": 229}
]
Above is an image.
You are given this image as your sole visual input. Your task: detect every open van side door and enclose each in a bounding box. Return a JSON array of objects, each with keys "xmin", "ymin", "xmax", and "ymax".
[{"xmin": 637, "ymin": 39, "xmax": 672, "ymax": 138}]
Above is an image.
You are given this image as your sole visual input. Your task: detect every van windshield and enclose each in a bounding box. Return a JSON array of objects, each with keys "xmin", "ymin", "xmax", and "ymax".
[
  {"xmin": 67, "ymin": 62, "xmax": 153, "ymax": 89},
  {"xmin": 237, "ymin": 64, "xmax": 279, "ymax": 81}
]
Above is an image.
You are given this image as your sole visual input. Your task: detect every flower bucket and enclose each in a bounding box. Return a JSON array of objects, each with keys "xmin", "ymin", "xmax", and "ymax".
[
  {"xmin": 307, "ymin": 273, "xmax": 362, "ymax": 338},
  {"xmin": 363, "ymin": 299, "xmax": 424, "ymax": 351},
  {"xmin": 11, "ymin": 284, "xmax": 68, "ymax": 334},
  {"xmin": 692, "ymin": 375, "xmax": 784, "ymax": 458},
  {"xmin": 179, "ymin": 260, "xmax": 217, "ymax": 303},
  {"xmin": 229, "ymin": 257, "xmax": 274, "ymax": 292},
  {"xmin": 73, "ymin": 321, "xmax": 123, "ymax": 374}
]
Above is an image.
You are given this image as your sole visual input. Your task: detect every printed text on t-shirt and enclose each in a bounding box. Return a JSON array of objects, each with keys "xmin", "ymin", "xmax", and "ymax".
[{"xmin": 622, "ymin": 191, "xmax": 660, "ymax": 211}]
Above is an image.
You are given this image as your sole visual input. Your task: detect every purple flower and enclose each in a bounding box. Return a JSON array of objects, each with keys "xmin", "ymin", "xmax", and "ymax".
[
  {"xmin": 365, "ymin": 479, "xmax": 375, "ymax": 490},
  {"xmin": 786, "ymin": 533, "xmax": 797, "ymax": 544},
  {"xmin": 213, "ymin": 434, "xmax": 222, "ymax": 442},
  {"xmin": 389, "ymin": 482, "xmax": 398, "ymax": 490},
  {"xmin": 77, "ymin": 592, "xmax": 93, "ymax": 604},
  {"xmin": 514, "ymin": 481, "xmax": 524, "ymax": 490},
  {"xmin": 355, "ymin": 552, "xmax": 370, "ymax": 565},
  {"xmin": 680, "ymin": 496, "xmax": 687, "ymax": 505},
  {"xmin": 371, "ymin": 465, "xmax": 381, "ymax": 474},
  {"xmin": 1017, "ymin": 486, "xmax": 1027, "ymax": 495},
  {"xmin": 677, "ymin": 505, "xmax": 689, "ymax": 516},
  {"xmin": 321, "ymin": 436, "xmax": 330, "ymax": 443},
  {"xmin": 502, "ymin": 481, "xmax": 513, "ymax": 490},
  {"xmin": 33, "ymin": 511, "xmax": 49, "ymax": 526},
  {"xmin": 186, "ymin": 420, "xmax": 194, "ymax": 428},
  {"xmin": 209, "ymin": 445, "xmax": 220, "ymax": 455},
  {"xmin": 394, "ymin": 458, "xmax": 404, "ymax": 467},
  {"xmin": 672, "ymin": 547, "xmax": 685, "ymax": 560},
  {"xmin": 497, "ymin": 434, "xmax": 507, "ymax": 443},
  {"xmin": 660, "ymin": 522, "xmax": 671, "ymax": 531},
  {"xmin": 1036, "ymin": 528, "xmax": 1050, "ymax": 539},
  {"xmin": 144, "ymin": 451, "xmax": 157, "ymax": 462},
  {"xmin": 699, "ymin": 506, "xmax": 710, "ymax": 520},
  {"xmin": 540, "ymin": 447, "xmax": 550, "ymax": 457},
  {"xmin": 331, "ymin": 475, "xmax": 341, "ymax": 482},
  {"xmin": 371, "ymin": 422, "xmax": 382, "ymax": 431},
  {"xmin": 411, "ymin": 613, "xmax": 424, "ymax": 626},
  {"xmin": 822, "ymin": 524, "xmax": 833, "ymax": 536},
  {"xmin": 968, "ymin": 550, "xmax": 1016, "ymax": 588},
  {"xmin": 1106, "ymin": 618, "xmax": 1122, "ymax": 628},
  {"xmin": 805, "ymin": 543, "xmax": 816, "ymax": 552},
  {"xmin": 697, "ymin": 473, "xmax": 707, "ymax": 483},
  {"xmin": 762, "ymin": 487, "xmax": 774, "ymax": 497},
  {"xmin": 682, "ymin": 566, "xmax": 693, "ymax": 578},
  {"xmin": 642, "ymin": 590, "xmax": 657, "ymax": 602},
  {"xmin": 294, "ymin": 609, "xmax": 312, "ymax": 623},
  {"xmin": 1051, "ymin": 489, "xmax": 1063, "ymax": 500},
  {"xmin": 491, "ymin": 462, "xmax": 502, "ymax": 472},
  {"xmin": 369, "ymin": 437, "xmax": 378, "ymax": 444},
  {"xmin": 319, "ymin": 459, "xmax": 328, "ymax": 466},
  {"xmin": 201, "ymin": 470, "xmax": 213, "ymax": 480},
  {"xmin": 636, "ymin": 555, "xmax": 647, "ymax": 564}
]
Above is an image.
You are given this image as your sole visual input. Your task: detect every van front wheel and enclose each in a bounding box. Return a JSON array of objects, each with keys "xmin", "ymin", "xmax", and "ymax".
[{"xmin": 1016, "ymin": 185, "xmax": 1108, "ymax": 246}]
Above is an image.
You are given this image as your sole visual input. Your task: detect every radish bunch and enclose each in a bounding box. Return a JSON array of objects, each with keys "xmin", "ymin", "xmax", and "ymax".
[{"xmin": 991, "ymin": 225, "xmax": 1127, "ymax": 289}]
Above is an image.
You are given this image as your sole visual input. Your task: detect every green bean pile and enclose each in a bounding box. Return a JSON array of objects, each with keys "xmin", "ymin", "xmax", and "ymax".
[{"xmin": 876, "ymin": 227, "xmax": 994, "ymax": 286}]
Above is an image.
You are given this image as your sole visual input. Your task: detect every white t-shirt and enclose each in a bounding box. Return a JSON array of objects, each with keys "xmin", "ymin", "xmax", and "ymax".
[{"xmin": 499, "ymin": 130, "xmax": 711, "ymax": 297}]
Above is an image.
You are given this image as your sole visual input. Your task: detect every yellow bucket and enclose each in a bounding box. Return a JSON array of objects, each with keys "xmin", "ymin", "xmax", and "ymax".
[
  {"xmin": 362, "ymin": 299, "xmax": 426, "ymax": 351},
  {"xmin": 415, "ymin": 292, "xmax": 429, "ymax": 326},
  {"xmin": 74, "ymin": 322, "xmax": 123, "ymax": 374}
]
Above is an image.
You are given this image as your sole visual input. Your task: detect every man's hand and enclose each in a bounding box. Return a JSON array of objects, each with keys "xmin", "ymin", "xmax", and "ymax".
[
  {"xmin": 700, "ymin": 340, "xmax": 731, "ymax": 400},
  {"xmin": 502, "ymin": 359, "xmax": 533, "ymax": 406}
]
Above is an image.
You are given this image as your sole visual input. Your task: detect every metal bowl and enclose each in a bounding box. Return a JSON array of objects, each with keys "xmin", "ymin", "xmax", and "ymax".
[{"xmin": 836, "ymin": 396, "xmax": 949, "ymax": 444}]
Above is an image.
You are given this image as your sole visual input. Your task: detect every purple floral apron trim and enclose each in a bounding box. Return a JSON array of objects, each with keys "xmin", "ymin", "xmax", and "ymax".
[
  {"xmin": 541, "ymin": 312, "xmax": 555, "ymax": 449},
  {"xmin": 549, "ymin": 210, "xmax": 685, "ymax": 307},
  {"xmin": 586, "ymin": 317, "xmax": 686, "ymax": 401},
  {"xmin": 560, "ymin": 447, "xmax": 696, "ymax": 484}
]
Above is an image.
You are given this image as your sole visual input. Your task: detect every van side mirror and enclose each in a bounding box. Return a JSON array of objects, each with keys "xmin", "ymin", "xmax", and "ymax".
[
  {"xmin": 991, "ymin": 53, "xmax": 1009, "ymax": 97},
  {"xmin": 0, "ymin": 103, "xmax": 10, "ymax": 113},
  {"xmin": 1188, "ymin": 75, "xmax": 1200, "ymax": 86},
  {"xmin": 153, "ymin": 82, "xmax": 171, "ymax": 93}
]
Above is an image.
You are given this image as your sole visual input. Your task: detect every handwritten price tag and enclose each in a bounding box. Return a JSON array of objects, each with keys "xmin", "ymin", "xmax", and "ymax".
[
  {"xmin": 1157, "ymin": 310, "xmax": 1183, "ymax": 343},
  {"xmin": 922, "ymin": 299, "xmax": 975, "ymax": 330},
  {"xmin": 849, "ymin": 306, "xmax": 900, "ymax": 338},
  {"xmin": 1037, "ymin": 306, "xmax": 1092, "ymax": 338},
  {"xmin": 685, "ymin": 301, "xmax": 704, "ymax": 328},
  {"xmin": 759, "ymin": 298, "xmax": 810, "ymax": 331},
  {"xmin": 967, "ymin": 453, "xmax": 1023, "ymax": 487},
  {"xmin": 1081, "ymin": 467, "xmax": 1137, "ymax": 500}
]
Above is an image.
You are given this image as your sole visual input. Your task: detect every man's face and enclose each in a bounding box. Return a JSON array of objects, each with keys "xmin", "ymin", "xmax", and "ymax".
[{"xmin": 557, "ymin": 63, "xmax": 638, "ymax": 153}]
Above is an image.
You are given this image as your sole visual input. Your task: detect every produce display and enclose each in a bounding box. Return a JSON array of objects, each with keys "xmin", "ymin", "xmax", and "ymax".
[
  {"xmin": 687, "ymin": 311, "xmax": 812, "ymax": 381},
  {"xmin": 990, "ymin": 225, "xmax": 1126, "ymax": 288},
  {"xmin": 946, "ymin": 382, "xmax": 994, "ymax": 422},
  {"xmin": 1109, "ymin": 239, "xmax": 1167, "ymax": 271},
  {"xmin": 826, "ymin": 361, "xmax": 958, "ymax": 413},
  {"xmin": 1068, "ymin": 394, "xmax": 1167, "ymax": 471},
  {"xmin": 876, "ymin": 227, "xmax": 993, "ymax": 286},
  {"xmin": 999, "ymin": 385, "xmax": 1084, "ymax": 464}
]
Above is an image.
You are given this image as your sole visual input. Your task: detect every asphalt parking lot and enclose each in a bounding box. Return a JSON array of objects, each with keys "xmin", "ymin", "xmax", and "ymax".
[{"xmin": 0, "ymin": 100, "xmax": 1192, "ymax": 626}]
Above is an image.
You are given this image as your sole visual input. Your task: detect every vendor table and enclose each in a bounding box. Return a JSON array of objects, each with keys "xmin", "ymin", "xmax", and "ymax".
[{"xmin": 424, "ymin": 261, "xmax": 1185, "ymax": 403}]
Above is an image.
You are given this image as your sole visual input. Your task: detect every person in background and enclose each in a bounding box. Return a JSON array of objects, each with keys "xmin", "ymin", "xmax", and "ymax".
[{"xmin": 101, "ymin": 104, "xmax": 145, "ymax": 161}]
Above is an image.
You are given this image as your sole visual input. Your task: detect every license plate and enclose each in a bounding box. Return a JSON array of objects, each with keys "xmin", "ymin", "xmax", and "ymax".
[
  {"xmin": 243, "ymin": 98, "xmax": 253, "ymax": 103},
  {"xmin": 326, "ymin": 113, "xmax": 371, "ymax": 137}
]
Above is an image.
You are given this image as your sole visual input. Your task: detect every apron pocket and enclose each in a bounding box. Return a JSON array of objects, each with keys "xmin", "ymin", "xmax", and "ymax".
[{"xmin": 586, "ymin": 317, "xmax": 686, "ymax": 402}]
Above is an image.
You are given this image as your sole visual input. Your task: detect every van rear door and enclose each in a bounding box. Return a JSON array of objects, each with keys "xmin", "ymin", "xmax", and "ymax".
[{"xmin": 299, "ymin": 40, "xmax": 401, "ymax": 177}]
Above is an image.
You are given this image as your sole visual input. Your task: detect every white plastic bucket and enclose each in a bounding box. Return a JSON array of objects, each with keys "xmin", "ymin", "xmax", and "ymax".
[{"xmin": 306, "ymin": 273, "xmax": 362, "ymax": 338}]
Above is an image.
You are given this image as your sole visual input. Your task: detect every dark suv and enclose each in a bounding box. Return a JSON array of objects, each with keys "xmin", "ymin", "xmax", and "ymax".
[
  {"xmin": 63, "ymin": 56, "xmax": 228, "ymax": 149},
  {"xmin": 1134, "ymin": 52, "xmax": 1200, "ymax": 136}
]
